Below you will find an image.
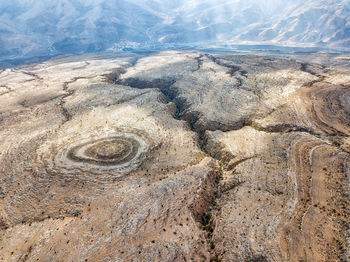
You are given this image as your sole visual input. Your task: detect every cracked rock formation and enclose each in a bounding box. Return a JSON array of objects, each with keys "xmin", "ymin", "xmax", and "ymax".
[{"xmin": 0, "ymin": 51, "xmax": 349, "ymax": 262}]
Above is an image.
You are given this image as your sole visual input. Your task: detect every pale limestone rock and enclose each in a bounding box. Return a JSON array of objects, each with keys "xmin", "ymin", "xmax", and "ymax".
[{"xmin": 0, "ymin": 51, "xmax": 348, "ymax": 262}]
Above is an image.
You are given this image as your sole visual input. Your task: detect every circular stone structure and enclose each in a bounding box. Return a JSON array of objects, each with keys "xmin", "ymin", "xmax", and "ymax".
[
  {"xmin": 68, "ymin": 137, "xmax": 140, "ymax": 166},
  {"xmin": 51, "ymin": 132, "xmax": 150, "ymax": 176}
]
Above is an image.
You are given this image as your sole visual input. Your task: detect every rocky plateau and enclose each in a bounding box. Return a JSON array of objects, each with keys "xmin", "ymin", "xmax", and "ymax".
[{"xmin": 0, "ymin": 51, "xmax": 349, "ymax": 262}]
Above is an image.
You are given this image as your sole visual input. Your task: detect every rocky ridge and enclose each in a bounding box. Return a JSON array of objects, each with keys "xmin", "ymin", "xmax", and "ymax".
[{"xmin": 0, "ymin": 51, "xmax": 349, "ymax": 261}]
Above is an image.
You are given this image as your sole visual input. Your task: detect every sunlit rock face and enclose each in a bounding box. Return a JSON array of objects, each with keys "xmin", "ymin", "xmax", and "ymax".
[{"xmin": 0, "ymin": 51, "xmax": 349, "ymax": 261}]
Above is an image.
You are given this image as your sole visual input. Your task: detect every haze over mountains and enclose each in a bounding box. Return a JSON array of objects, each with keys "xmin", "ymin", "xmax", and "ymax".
[
  {"xmin": 0, "ymin": 0, "xmax": 349, "ymax": 61},
  {"xmin": 1, "ymin": 1, "xmax": 350, "ymax": 261}
]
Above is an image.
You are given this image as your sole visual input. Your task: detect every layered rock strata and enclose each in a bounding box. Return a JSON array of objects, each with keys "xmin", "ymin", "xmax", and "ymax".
[{"xmin": 0, "ymin": 51, "xmax": 349, "ymax": 262}]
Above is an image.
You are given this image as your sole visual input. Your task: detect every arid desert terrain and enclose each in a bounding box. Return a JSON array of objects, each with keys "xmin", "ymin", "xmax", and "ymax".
[{"xmin": 0, "ymin": 51, "xmax": 349, "ymax": 261}]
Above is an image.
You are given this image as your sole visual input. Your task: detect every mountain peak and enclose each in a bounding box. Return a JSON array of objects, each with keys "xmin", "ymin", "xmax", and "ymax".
[{"xmin": 0, "ymin": 0, "xmax": 349, "ymax": 61}]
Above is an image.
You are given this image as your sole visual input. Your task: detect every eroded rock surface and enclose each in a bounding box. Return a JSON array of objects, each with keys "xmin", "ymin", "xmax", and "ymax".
[{"xmin": 0, "ymin": 51, "xmax": 349, "ymax": 262}]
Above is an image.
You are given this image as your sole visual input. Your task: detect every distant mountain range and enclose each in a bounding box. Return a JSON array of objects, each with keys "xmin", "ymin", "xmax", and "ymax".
[{"xmin": 0, "ymin": 0, "xmax": 349, "ymax": 61}]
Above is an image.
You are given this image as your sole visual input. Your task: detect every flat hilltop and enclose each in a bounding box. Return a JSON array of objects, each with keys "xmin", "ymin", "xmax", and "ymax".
[{"xmin": 0, "ymin": 51, "xmax": 349, "ymax": 262}]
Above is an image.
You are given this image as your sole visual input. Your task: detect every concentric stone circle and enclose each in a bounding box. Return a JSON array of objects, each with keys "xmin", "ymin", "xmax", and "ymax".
[
  {"xmin": 67, "ymin": 136, "xmax": 140, "ymax": 166},
  {"xmin": 53, "ymin": 132, "xmax": 150, "ymax": 175}
]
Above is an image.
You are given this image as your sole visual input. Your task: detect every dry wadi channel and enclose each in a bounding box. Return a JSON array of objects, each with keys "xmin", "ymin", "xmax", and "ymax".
[{"xmin": 0, "ymin": 51, "xmax": 349, "ymax": 262}]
